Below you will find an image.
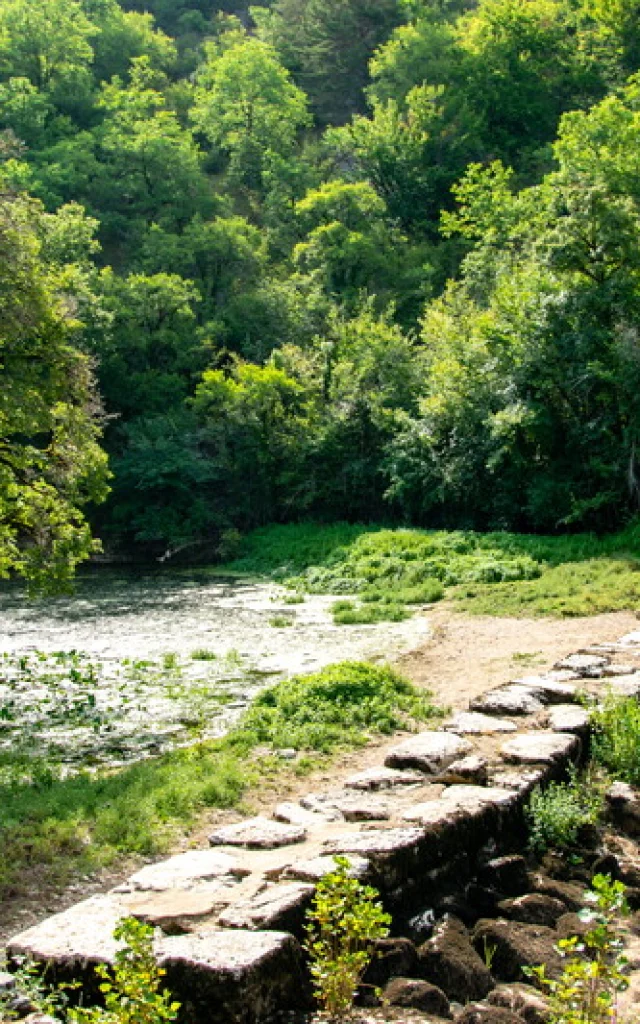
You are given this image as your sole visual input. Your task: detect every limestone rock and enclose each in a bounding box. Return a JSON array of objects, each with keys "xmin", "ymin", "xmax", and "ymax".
[
  {"xmin": 123, "ymin": 851, "xmax": 247, "ymax": 892},
  {"xmin": 384, "ymin": 977, "xmax": 452, "ymax": 1016},
  {"xmin": 496, "ymin": 894, "xmax": 567, "ymax": 928},
  {"xmin": 555, "ymin": 912, "xmax": 591, "ymax": 941},
  {"xmin": 603, "ymin": 664, "xmax": 638, "ymax": 677},
  {"xmin": 487, "ymin": 984, "xmax": 551, "ymax": 1024},
  {"xmin": 554, "ymin": 654, "xmax": 608, "ymax": 677},
  {"xmin": 457, "ymin": 1003, "xmax": 526, "ymax": 1024},
  {"xmin": 385, "ymin": 731, "xmax": 473, "ymax": 773},
  {"xmin": 208, "ymin": 817, "xmax": 306, "ymax": 849},
  {"xmin": 547, "ymin": 705, "xmax": 590, "ymax": 736},
  {"xmin": 500, "ymin": 732, "xmax": 579, "ymax": 766},
  {"xmin": 323, "ymin": 828, "xmax": 426, "ymax": 890},
  {"xmin": 283, "ymin": 854, "xmax": 369, "ymax": 883},
  {"xmin": 441, "ymin": 755, "xmax": 489, "ymax": 785},
  {"xmin": 477, "ymin": 856, "xmax": 529, "ymax": 897},
  {"xmin": 528, "ymin": 874, "xmax": 585, "ymax": 912},
  {"xmin": 157, "ymin": 929, "xmax": 309, "ymax": 1023},
  {"xmin": 445, "ymin": 713, "xmax": 518, "ymax": 735},
  {"xmin": 471, "ymin": 688, "xmax": 544, "ymax": 717},
  {"xmin": 489, "ymin": 769, "xmax": 547, "ymax": 797},
  {"xmin": 511, "ymin": 678, "xmax": 579, "ymax": 703},
  {"xmin": 417, "ymin": 916, "xmax": 494, "ymax": 1001},
  {"xmin": 344, "ymin": 766, "xmax": 426, "ymax": 790},
  {"xmin": 273, "ymin": 802, "xmax": 328, "ymax": 827},
  {"xmin": 218, "ymin": 882, "xmax": 314, "ymax": 934},
  {"xmin": 472, "ymin": 920, "xmax": 564, "ymax": 985},
  {"xmin": 121, "ymin": 886, "xmax": 234, "ymax": 934},
  {"xmin": 610, "ymin": 675, "xmax": 640, "ymax": 698},
  {"xmin": 606, "ymin": 781, "xmax": 640, "ymax": 837},
  {"xmin": 363, "ymin": 937, "xmax": 418, "ymax": 988},
  {"xmin": 618, "ymin": 631, "xmax": 640, "ymax": 646},
  {"xmin": 300, "ymin": 791, "xmax": 391, "ymax": 821}
]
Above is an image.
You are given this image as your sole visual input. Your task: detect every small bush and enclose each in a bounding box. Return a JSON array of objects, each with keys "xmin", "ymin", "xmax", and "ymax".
[
  {"xmin": 305, "ymin": 856, "xmax": 390, "ymax": 1017},
  {"xmin": 237, "ymin": 661, "xmax": 440, "ymax": 753},
  {"xmin": 526, "ymin": 769, "xmax": 604, "ymax": 854},
  {"xmin": 269, "ymin": 615, "xmax": 295, "ymax": 628},
  {"xmin": 331, "ymin": 601, "xmax": 409, "ymax": 625},
  {"xmin": 190, "ymin": 649, "xmax": 217, "ymax": 660},
  {"xmin": 591, "ymin": 694, "xmax": 640, "ymax": 785}
]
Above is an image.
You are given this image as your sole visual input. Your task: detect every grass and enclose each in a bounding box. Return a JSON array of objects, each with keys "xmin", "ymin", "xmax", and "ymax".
[
  {"xmin": 0, "ymin": 661, "xmax": 440, "ymax": 900},
  {"xmin": 218, "ymin": 520, "xmax": 640, "ymax": 619},
  {"xmin": 590, "ymin": 693, "xmax": 640, "ymax": 785},
  {"xmin": 526, "ymin": 766, "xmax": 605, "ymax": 854}
]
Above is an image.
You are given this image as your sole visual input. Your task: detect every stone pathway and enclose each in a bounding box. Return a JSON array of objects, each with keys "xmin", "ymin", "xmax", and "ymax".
[{"xmin": 6, "ymin": 630, "xmax": 640, "ymax": 1024}]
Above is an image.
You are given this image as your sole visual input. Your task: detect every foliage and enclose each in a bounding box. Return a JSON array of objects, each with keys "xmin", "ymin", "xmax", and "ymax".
[
  {"xmin": 526, "ymin": 768, "xmax": 605, "ymax": 854},
  {"xmin": 237, "ymin": 660, "xmax": 441, "ymax": 753},
  {"xmin": 526, "ymin": 875, "xmax": 630, "ymax": 1024},
  {"xmin": 70, "ymin": 918, "xmax": 180, "ymax": 1024},
  {"xmin": 304, "ymin": 855, "xmax": 391, "ymax": 1017},
  {"xmin": 590, "ymin": 694, "xmax": 640, "ymax": 786}
]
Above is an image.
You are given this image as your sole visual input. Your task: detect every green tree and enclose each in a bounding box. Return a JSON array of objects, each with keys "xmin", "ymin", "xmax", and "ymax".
[{"xmin": 0, "ymin": 189, "xmax": 109, "ymax": 590}]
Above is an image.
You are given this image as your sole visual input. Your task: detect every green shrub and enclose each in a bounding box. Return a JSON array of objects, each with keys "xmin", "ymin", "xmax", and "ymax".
[
  {"xmin": 526, "ymin": 769, "xmax": 604, "ymax": 854},
  {"xmin": 591, "ymin": 694, "xmax": 640, "ymax": 785},
  {"xmin": 237, "ymin": 661, "xmax": 440, "ymax": 753},
  {"xmin": 304, "ymin": 856, "xmax": 390, "ymax": 1017},
  {"xmin": 331, "ymin": 601, "xmax": 409, "ymax": 625}
]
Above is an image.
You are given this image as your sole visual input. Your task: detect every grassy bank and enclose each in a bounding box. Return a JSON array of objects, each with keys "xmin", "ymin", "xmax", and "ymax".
[
  {"xmin": 219, "ymin": 521, "xmax": 640, "ymax": 619},
  {"xmin": 0, "ymin": 662, "xmax": 440, "ymax": 900}
]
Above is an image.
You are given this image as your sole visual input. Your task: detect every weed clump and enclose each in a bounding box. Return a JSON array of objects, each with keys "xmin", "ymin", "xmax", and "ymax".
[
  {"xmin": 591, "ymin": 694, "xmax": 640, "ymax": 786},
  {"xmin": 526, "ymin": 768, "xmax": 604, "ymax": 854}
]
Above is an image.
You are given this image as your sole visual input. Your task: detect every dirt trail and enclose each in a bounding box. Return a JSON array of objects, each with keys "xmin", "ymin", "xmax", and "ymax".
[{"xmin": 2, "ymin": 606, "xmax": 638, "ymax": 947}]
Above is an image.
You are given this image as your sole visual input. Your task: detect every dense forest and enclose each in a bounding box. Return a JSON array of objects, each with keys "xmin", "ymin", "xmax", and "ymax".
[{"xmin": 2, "ymin": 0, "xmax": 640, "ymax": 581}]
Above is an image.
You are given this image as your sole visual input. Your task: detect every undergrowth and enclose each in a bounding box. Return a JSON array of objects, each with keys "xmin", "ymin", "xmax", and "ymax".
[
  {"xmin": 591, "ymin": 694, "xmax": 640, "ymax": 786},
  {"xmin": 218, "ymin": 521, "xmax": 640, "ymax": 620},
  {"xmin": 526, "ymin": 767, "xmax": 605, "ymax": 854},
  {"xmin": 0, "ymin": 661, "xmax": 440, "ymax": 899}
]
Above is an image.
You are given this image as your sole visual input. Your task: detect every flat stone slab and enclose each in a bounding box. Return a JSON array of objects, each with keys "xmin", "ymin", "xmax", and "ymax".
[
  {"xmin": 489, "ymin": 768, "xmax": 547, "ymax": 796},
  {"xmin": 603, "ymin": 664, "xmax": 638, "ymax": 677},
  {"xmin": 618, "ymin": 631, "xmax": 640, "ymax": 646},
  {"xmin": 7, "ymin": 895, "xmax": 125, "ymax": 971},
  {"xmin": 121, "ymin": 886, "xmax": 234, "ymax": 932},
  {"xmin": 344, "ymin": 766, "xmax": 426, "ymax": 790},
  {"xmin": 547, "ymin": 705, "xmax": 590, "ymax": 735},
  {"xmin": 157, "ymin": 929, "xmax": 306, "ymax": 1024},
  {"xmin": 123, "ymin": 851, "xmax": 248, "ymax": 892},
  {"xmin": 501, "ymin": 731, "xmax": 579, "ymax": 766},
  {"xmin": 323, "ymin": 827, "xmax": 425, "ymax": 859},
  {"xmin": 218, "ymin": 882, "xmax": 314, "ymax": 932},
  {"xmin": 209, "ymin": 817, "xmax": 306, "ymax": 849},
  {"xmin": 385, "ymin": 732, "xmax": 472, "ymax": 773},
  {"xmin": 300, "ymin": 791, "xmax": 391, "ymax": 821},
  {"xmin": 444, "ymin": 712, "xmax": 517, "ymax": 735},
  {"xmin": 441, "ymin": 755, "xmax": 488, "ymax": 784},
  {"xmin": 273, "ymin": 802, "xmax": 329, "ymax": 827},
  {"xmin": 470, "ymin": 687, "xmax": 544, "ymax": 717},
  {"xmin": 282, "ymin": 854, "xmax": 370, "ymax": 883},
  {"xmin": 403, "ymin": 786, "xmax": 518, "ymax": 824},
  {"xmin": 554, "ymin": 654, "xmax": 609, "ymax": 676},
  {"xmin": 511, "ymin": 678, "xmax": 579, "ymax": 703},
  {"xmin": 609, "ymin": 674, "xmax": 640, "ymax": 698}
]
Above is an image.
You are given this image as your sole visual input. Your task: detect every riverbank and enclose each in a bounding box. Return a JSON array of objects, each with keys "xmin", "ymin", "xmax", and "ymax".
[{"xmin": 2, "ymin": 605, "xmax": 637, "ymax": 947}]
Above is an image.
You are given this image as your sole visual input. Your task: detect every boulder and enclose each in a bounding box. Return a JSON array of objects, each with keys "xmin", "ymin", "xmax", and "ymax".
[
  {"xmin": 500, "ymin": 732, "xmax": 579, "ymax": 767},
  {"xmin": 208, "ymin": 817, "xmax": 306, "ymax": 849},
  {"xmin": 528, "ymin": 874, "xmax": 585, "ymax": 912},
  {"xmin": 555, "ymin": 912, "xmax": 591, "ymax": 941},
  {"xmin": 323, "ymin": 828, "xmax": 427, "ymax": 892},
  {"xmin": 487, "ymin": 983, "xmax": 551, "ymax": 1024},
  {"xmin": 383, "ymin": 977, "xmax": 452, "ymax": 1016},
  {"xmin": 457, "ymin": 1003, "xmax": 527, "ymax": 1024},
  {"xmin": 385, "ymin": 732, "xmax": 473, "ymax": 773},
  {"xmin": 606, "ymin": 782, "xmax": 640, "ymax": 837},
  {"xmin": 609, "ymin": 675, "xmax": 640, "ymax": 699},
  {"xmin": 417, "ymin": 916, "xmax": 494, "ymax": 1001},
  {"xmin": 477, "ymin": 857, "xmax": 529, "ymax": 897},
  {"xmin": 496, "ymin": 894, "xmax": 567, "ymax": 928},
  {"xmin": 363, "ymin": 937, "xmax": 418, "ymax": 989},
  {"xmin": 440, "ymin": 755, "xmax": 489, "ymax": 785},
  {"xmin": 511, "ymin": 679, "xmax": 579, "ymax": 704},
  {"xmin": 273, "ymin": 802, "xmax": 329, "ymax": 826},
  {"xmin": 300, "ymin": 791, "xmax": 391, "ymax": 821},
  {"xmin": 472, "ymin": 920, "xmax": 563, "ymax": 986}
]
